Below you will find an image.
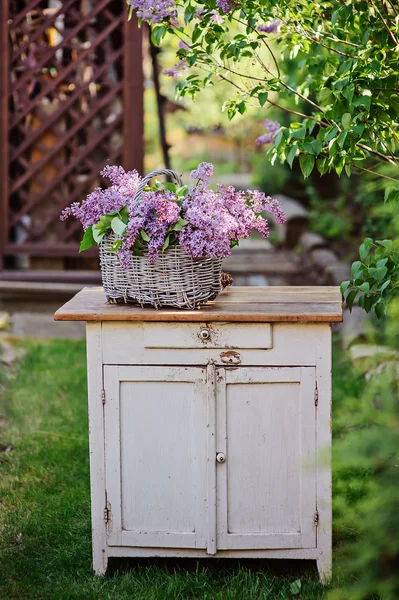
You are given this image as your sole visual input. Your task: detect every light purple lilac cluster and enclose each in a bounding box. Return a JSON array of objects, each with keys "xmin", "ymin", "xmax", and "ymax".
[
  {"xmin": 256, "ymin": 119, "xmax": 281, "ymax": 146},
  {"xmin": 127, "ymin": 0, "xmax": 176, "ymax": 24},
  {"xmin": 163, "ymin": 59, "xmax": 189, "ymax": 77},
  {"xmin": 61, "ymin": 162, "xmax": 285, "ymax": 268},
  {"xmin": 258, "ymin": 19, "xmax": 281, "ymax": 34},
  {"xmin": 119, "ymin": 190, "xmax": 180, "ymax": 267},
  {"xmin": 178, "ymin": 163, "xmax": 285, "ymax": 259},
  {"xmin": 60, "ymin": 165, "xmax": 141, "ymax": 230},
  {"xmin": 216, "ymin": 0, "xmax": 238, "ymax": 13}
]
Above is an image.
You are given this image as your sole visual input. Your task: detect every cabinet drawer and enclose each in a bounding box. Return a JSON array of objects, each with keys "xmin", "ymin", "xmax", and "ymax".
[
  {"xmin": 100, "ymin": 322, "xmax": 327, "ymax": 366},
  {"xmin": 143, "ymin": 322, "xmax": 272, "ymax": 350}
]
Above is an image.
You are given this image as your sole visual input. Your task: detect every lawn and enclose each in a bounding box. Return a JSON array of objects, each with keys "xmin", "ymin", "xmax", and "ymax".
[{"xmin": 0, "ymin": 338, "xmax": 358, "ymax": 600}]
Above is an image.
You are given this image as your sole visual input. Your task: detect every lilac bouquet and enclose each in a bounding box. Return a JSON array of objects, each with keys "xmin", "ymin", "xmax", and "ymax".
[{"xmin": 61, "ymin": 162, "xmax": 285, "ymax": 267}]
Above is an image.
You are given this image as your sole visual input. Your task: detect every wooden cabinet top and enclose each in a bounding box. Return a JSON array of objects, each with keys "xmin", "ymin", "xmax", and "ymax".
[{"xmin": 54, "ymin": 286, "xmax": 343, "ymax": 323}]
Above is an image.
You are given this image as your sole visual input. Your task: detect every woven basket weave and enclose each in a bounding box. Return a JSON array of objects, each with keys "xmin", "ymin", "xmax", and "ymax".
[{"xmin": 99, "ymin": 169, "xmax": 223, "ymax": 309}]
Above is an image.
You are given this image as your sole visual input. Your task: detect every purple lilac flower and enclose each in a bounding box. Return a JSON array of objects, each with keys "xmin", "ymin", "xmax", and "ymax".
[
  {"xmin": 119, "ymin": 189, "xmax": 181, "ymax": 266},
  {"xmin": 258, "ymin": 19, "xmax": 281, "ymax": 34},
  {"xmin": 178, "ymin": 170, "xmax": 285, "ymax": 260},
  {"xmin": 216, "ymin": 0, "xmax": 238, "ymax": 14},
  {"xmin": 127, "ymin": 0, "xmax": 176, "ymax": 24},
  {"xmin": 163, "ymin": 59, "xmax": 189, "ymax": 77},
  {"xmin": 62, "ymin": 160, "xmax": 285, "ymax": 267},
  {"xmin": 190, "ymin": 162, "xmax": 214, "ymax": 182},
  {"xmin": 60, "ymin": 166, "xmax": 141, "ymax": 230},
  {"xmin": 256, "ymin": 119, "xmax": 280, "ymax": 145},
  {"xmin": 209, "ymin": 10, "xmax": 224, "ymax": 24},
  {"xmin": 178, "ymin": 40, "xmax": 190, "ymax": 51}
]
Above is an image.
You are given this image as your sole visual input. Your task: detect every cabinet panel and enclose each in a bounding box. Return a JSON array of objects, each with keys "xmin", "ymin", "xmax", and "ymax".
[
  {"xmin": 216, "ymin": 367, "xmax": 316, "ymax": 550},
  {"xmin": 104, "ymin": 366, "xmax": 207, "ymax": 548}
]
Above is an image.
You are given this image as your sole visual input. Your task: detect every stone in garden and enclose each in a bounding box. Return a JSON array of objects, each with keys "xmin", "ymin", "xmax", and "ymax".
[{"xmin": 0, "ymin": 312, "xmax": 9, "ymax": 330}]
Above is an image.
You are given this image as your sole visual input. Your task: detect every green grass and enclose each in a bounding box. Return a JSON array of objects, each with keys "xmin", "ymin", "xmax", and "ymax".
[{"xmin": 0, "ymin": 339, "xmax": 343, "ymax": 600}]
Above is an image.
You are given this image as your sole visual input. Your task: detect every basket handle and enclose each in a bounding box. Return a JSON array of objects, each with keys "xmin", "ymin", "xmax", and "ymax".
[{"xmin": 131, "ymin": 169, "xmax": 184, "ymax": 207}]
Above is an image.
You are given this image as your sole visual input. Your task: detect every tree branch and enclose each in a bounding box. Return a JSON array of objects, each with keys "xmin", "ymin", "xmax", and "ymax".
[{"xmin": 370, "ymin": 0, "xmax": 399, "ymax": 46}]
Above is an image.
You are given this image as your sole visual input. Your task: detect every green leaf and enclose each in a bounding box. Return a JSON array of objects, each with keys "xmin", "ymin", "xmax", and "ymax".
[
  {"xmin": 92, "ymin": 224, "xmax": 106, "ymax": 244},
  {"xmin": 351, "ymin": 261, "xmax": 362, "ymax": 277},
  {"xmin": 111, "ymin": 217, "xmax": 126, "ymax": 236},
  {"xmin": 151, "ymin": 26, "xmax": 166, "ymax": 46},
  {"xmin": 162, "ymin": 235, "xmax": 171, "ymax": 251},
  {"xmin": 310, "ymin": 139, "xmax": 323, "ymax": 155},
  {"xmin": 357, "ymin": 282, "xmax": 370, "ymax": 293},
  {"xmin": 369, "ymin": 266, "xmax": 388, "ymax": 282},
  {"xmin": 346, "ymin": 289, "xmax": 358, "ymax": 311},
  {"xmin": 299, "ymin": 154, "xmax": 315, "ymax": 179},
  {"xmin": 342, "ymin": 112, "xmax": 352, "ymax": 129},
  {"xmin": 163, "ymin": 182, "xmax": 177, "ymax": 193},
  {"xmin": 177, "ymin": 185, "xmax": 188, "ymax": 196},
  {"xmin": 380, "ymin": 279, "xmax": 391, "ymax": 293},
  {"xmin": 290, "ymin": 579, "xmax": 302, "ymax": 595},
  {"xmin": 258, "ymin": 92, "xmax": 268, "ymax": 106},
  {"xmin": 291, "ymin": 127, "xmax": 306, "ymax": 140},
  {"xmin": 375, "ymin": 301, "xmax": 386, "ymax": 319},
  {"xmin": 192, "ymin": 24, "xmax": 202, "ymax": 44},
  {"xmin": 319, "ymin": 88, "xmax": 333, "ymax": 104},
  {"xmin": 359, "ymin": 238, "xmax": 373, "ymax": 261},
  {"xmin": 287, "ymin": 145, "xmax": 297, "ymax": 168},
  {"xmin": 140, "ymin": 229, "xmax": 150, "ymax": 242},
  {"xmin": 111, "ymin": 239, "xmax": 123, "ymax": 252},
  {"xmin": 340, "ymin": 280, "xmax": 350, "ymax": 294},
  {"xmin": 79, "ymin": 226, "xmax": 96, "ymax": 252},
  {"xmin": 316, "ymin": 157, "xmax": 328, "ymax": 175},
  {"xmin": 172, "ymin": 218, "xmax": 189, "ymax": 231}
]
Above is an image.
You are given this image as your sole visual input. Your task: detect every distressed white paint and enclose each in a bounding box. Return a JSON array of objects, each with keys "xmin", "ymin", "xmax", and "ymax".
[
  {"xmin": 101, "ymin": 322, "xmax": 326, "ymax": 366},
  {"xmin": 143, "ymin": 322, "xmax": 272, "ymax": 350},
  {"xmin": 216, "ymin": 367, "xmax": 316, "ymax": 550},
  {"xmin": 104, "ymin": 365, "xmax": 207, "ymax": 549},
  {"xmin": 84, "ymin": 319, "xmax": 333, "ymax": 582},
  {"xmin": 86, "ymin": 323, "xmax": 107, "ymax": 575}
]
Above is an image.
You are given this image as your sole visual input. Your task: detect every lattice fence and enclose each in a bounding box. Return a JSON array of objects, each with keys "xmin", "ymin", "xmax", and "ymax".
[{"xmin": 0, "ymin": 0, "xmax": 143, "ymax": 276}]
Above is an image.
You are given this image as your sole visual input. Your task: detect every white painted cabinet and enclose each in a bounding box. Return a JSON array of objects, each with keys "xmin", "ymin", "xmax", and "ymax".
[{"xmin": 54, "ymin": 286, "xmax": 343, "ymax": 582}]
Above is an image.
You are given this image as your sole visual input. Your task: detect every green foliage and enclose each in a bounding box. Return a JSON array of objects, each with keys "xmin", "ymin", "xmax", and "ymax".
[
  {"xmin": 330, "ymin": 311, "xmax": 399, "ymax": 600},
  {"xmin": 145, "ymin": 0, "xmax": 399, "ymax": 315},
  {"xmin": 341, "ymin": 237, "xmax": 399, "ymax": 318}
]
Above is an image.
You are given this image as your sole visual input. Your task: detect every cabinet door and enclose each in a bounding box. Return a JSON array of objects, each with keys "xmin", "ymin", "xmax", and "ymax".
[
  {"xmin": 216, "ymin": 367, "xmax": 317, "ymax": 550},
  {"xmin": 104, "ymin": 365, "xmax": 207, "ymax": 548}
]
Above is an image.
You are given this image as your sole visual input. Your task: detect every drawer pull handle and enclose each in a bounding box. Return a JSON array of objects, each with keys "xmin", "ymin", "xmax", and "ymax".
[
  {"xmin": 199, "ymin": 328, "xmax": 211, "ymax": 341},
  {"xmin": 216, "ymin": 453, "xmax": 226, "ymax": 463}
]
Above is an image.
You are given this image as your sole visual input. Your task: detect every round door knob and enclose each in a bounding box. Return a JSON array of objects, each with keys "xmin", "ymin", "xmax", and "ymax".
[
  {"xmin": 216, "ymin": 452, "xmax": 226, "ymax": 463},
  {"xmin": 199, "ymin": 328, "xmax": 211, "ymax": 341}
]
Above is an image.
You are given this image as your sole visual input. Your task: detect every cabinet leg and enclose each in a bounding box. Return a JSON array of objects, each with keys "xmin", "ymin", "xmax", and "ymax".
[
  {"xmin": 317, "ymin": 553, "xmax": 332, "ymax": 584},
  {"xmin": 93, "ymin": 547, "xmax": 108, "ymax": 576}
]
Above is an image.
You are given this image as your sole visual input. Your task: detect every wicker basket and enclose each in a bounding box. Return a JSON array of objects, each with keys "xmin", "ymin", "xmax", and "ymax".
[{"xmin": 99, "ymin": 169, "xmax": 223, "ymax": 309}]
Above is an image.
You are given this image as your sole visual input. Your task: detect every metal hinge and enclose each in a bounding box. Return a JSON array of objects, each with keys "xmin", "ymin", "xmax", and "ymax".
[
  {"xmin": 314, "ymin": 509, "xmax": 319, "ymax": 526},
  {"xmin": 101, "ymin": 389, "xmax": 106, "ymax": 404},
  {"xmin": 104, "ymin": 501, "xmax": 111, "ymax": 523},
  {"xmin": 314, "ymin": 385, "xmax": 318, "ymax": 407}
]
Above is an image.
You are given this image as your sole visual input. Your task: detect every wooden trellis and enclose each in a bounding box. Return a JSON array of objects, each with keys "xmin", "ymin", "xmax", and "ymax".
[{"xmin": 0, "ymin": 0, "xmax": 143, "ymax": 278}]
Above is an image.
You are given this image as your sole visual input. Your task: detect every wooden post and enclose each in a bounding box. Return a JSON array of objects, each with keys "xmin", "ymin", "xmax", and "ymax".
[
  {"xmin": 123, "ymin": 11, "xmax": 144, "ymax": 175},
  {"xmin": 149, "ymin": 32, "xmax": 171, "ymax": 170},
  {"xmin": 0, "ymin": 0, "xmax": 9, "ymax": 270}
]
